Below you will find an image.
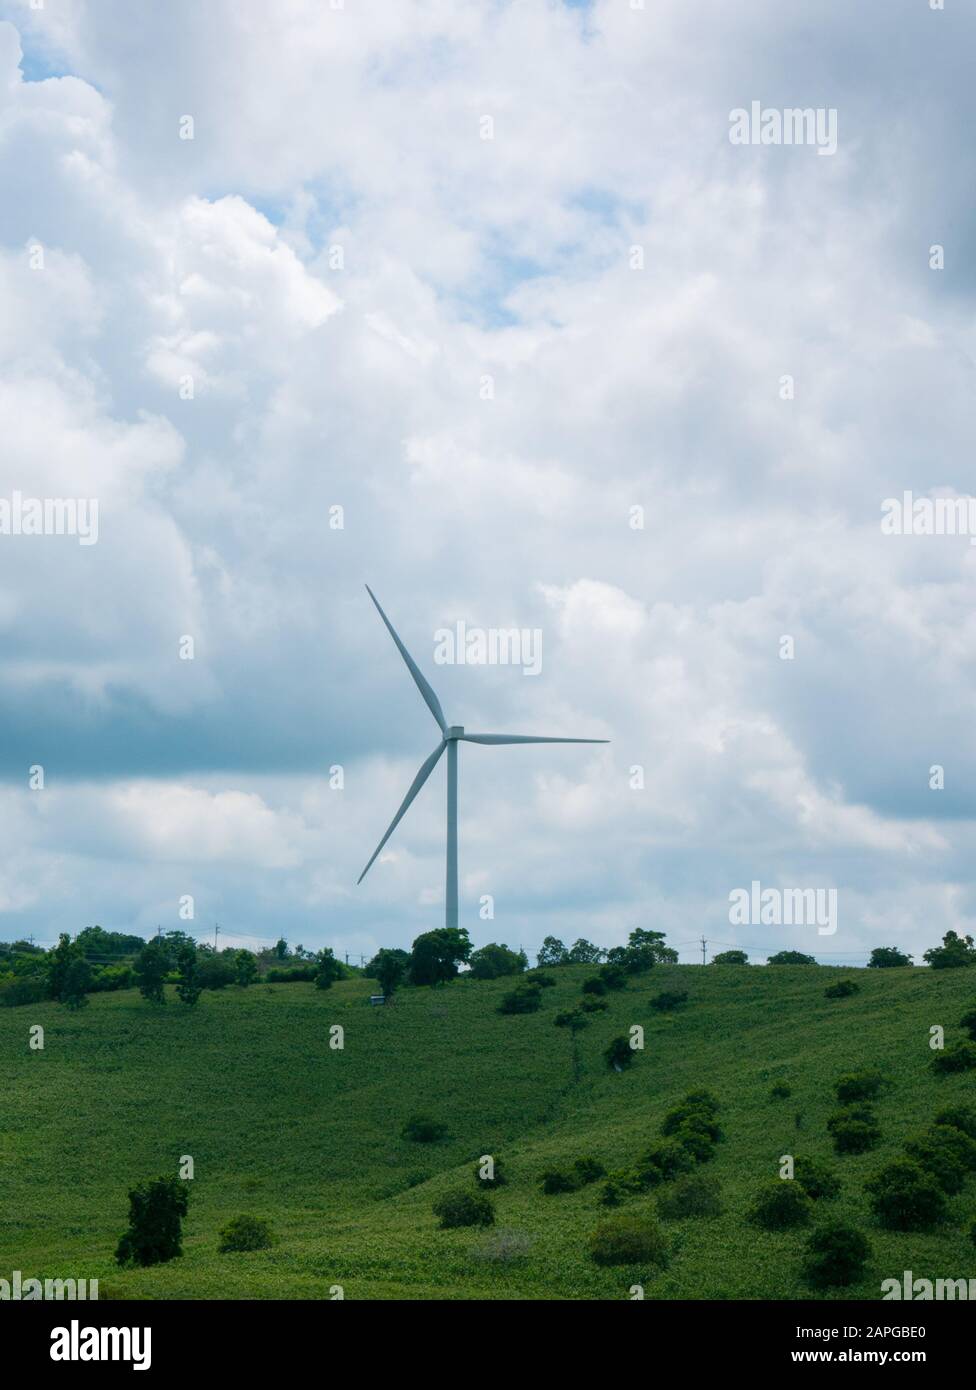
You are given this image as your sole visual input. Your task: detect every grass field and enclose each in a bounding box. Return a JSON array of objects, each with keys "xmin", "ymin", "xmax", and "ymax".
[{"xmin": 2, "ymin": 962, "xmax": 975, "ymax": 1300}]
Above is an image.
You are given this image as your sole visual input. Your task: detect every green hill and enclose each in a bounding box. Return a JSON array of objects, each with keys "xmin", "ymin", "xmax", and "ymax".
[{"xmin": 3, "ymin": 963, "xmax": 975, "ymax": 1300}]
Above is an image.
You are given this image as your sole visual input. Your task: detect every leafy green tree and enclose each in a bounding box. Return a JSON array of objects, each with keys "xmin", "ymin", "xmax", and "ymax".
[
  {"xmin": 628, "ymin": 928, "xmax": 677, "ymax": 963},
  {"xmin": 274, "ymin": 937, "xmax": 288, "ymax": 960},
  {"xmin": 408, "ymin": 928, "xmax": 471, "ymax": 985},
  {"xmin": 536, "ymin": 936, "xmax": 568, "ymax": 967},
  {"xmin": 62, "ymin": 955, "xmax": 92, "ymax": 1010},
  {"xmin": 767, "ymin": 950, "xmax": 817, "ymax": 965},
  {"xmin": 133, "ymin": 938, "xmax": 170, "ymax": 1004},
  {"xmin": 314, "ymin": 947, "xmax": 344, "ymax": 990},
  {"xmin": 115, "ymin": 1176, "xmax": 189, "ymax": 1267},
  {"xmin": 234, "ymin": 950, "xmax": 258, "ymax": 987},
  {"xmin": 867, "ymin": 945, "xmax": 912, "ymax": 968},
  {"xmin": 923, "ymin": 931, "xmax": 976, "ymax": 970},
  {"xmin": 175, "ymin": 943, "xmax": 201, "ymax": 1008},
  {"xmin": 468, "ymin": 943, "xmax": 527, "ymax": 979},
  {"xmin": 566, "ymin": 938, "xmax": 606, "ymax": 964},
  {"xmin": 711, "ymin": 949, "xmax": 749, "ymax": 965},
  {"xmin": 368, "ymin": 947, "xmax": 409, "ymax": 997},
  {"xmin": 46, "ymin": 933, "xmax": 78, "ymax": 1001}
]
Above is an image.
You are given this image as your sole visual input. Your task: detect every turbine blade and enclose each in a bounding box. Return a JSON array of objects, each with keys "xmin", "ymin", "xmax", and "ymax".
[
  {"xmin": 357, "ymin": 741, "xmax": 446, "ymax": 884},
  {"xmin": 365, "ymin": 585, "xmax": 448, "ymax": 734},
  {"xmin": 461, "ymin": 734, "xmax": 609, "ymax": 745}
]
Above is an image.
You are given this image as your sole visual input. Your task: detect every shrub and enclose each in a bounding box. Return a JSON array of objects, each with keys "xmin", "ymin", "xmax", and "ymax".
[
  {"xmin": 573, "ymin": 1156, "xmax": 606, "ymax": 1185},
  {"xmin": 598, "ymin": 965, "xmax": 627, "ymax": 991},
  {"xmin": 0, "ymin": 974, "xmax": 48, "ymax": 1007},
  {"xmin": 711, "ymin": 950, "xmax": 748, "ymax": 965},
  {"xmin": 473, "ymin": 1154, "xmax": 507, "ymax": 1187},
  {"xmin": 600, "ymin": 1168, "xmax": 646, "ymax": 1206},
  {"xmin": 650, "ymin": 990, "xmax": 689, "ymax": 1012},
  {"xmin": 498, "ymin": 985, "xmax": 541, "ymax": 1015},
  {"xmin": 588, "ymin": 1215, "xmax": 669, "ymax": 1268},
  {"xmin": 960, "ymin": 1006, "xmax": 976, "ymax": 1041},
  {"xmin": 769, "ymin": 1083, "xmax": 792, "ymax": 1100},
  {"xmin": 657, "ymin": 1174, "xmax": 723, "ymax": 1221},
  {"xmin": 314, "ymin": 947, "xmax": 344, "ymax": 990},
  {"xmin": 834, "ymin": 1071, "xmax": 883, "ymax": 1104},
  {"xmin": 661, "ymin": 1095, "xmax": 722, "ymax": 1140},
  {"xmin": 432, "ymin": 1189, "xmax": 494, "ymax": 1230},
  {"xmin": 526, "ymin": 972, "xmax": 556, "ymax": 988},
  {"xmin": 604, "ymin": 1035, "xmax": 636, "ymax": 1071},
  {"xmin": 824, "ymin": 980, "xmax": 860, "ymax": 1000},
  {"xmin": 468, "ymin": 943, "xmax": 526, "ymax": 980},
  {"xmin": 767, "ymin": 951, "xmax": 817, "ymax": 965},
  {"xmin": 904, "ymin": 1125, "xmax": 976, "ymax": 1194},
  {"xmin": 672, "ymin": 1121, "xmax": 716, "ymax": 1163},
  {"xmin": 133, "ymin": 940, "xmax": 170, "ymax": 1005},
  {"xmin": 868, "ymin": 946, "xmax": 912, "ymax": 968},
  {"xmin": 580, "ymin": 998, "xmax": 609, "ymax": 1013},
  {"xmin": 827, "ymin": 1105, "xmax": 881, "ymax": 1155},
  {"xmin": 923, "ymin": 930, "xmax": 976, "ymax": 970},
  {"xmin": 554, "ymin": 1009, "xmax": 587, "ymax": 1029},
  {"xmin": 793, "ymin": 1156, "xmax": 842, "ymax": 1201},
  {"xmin": 866, "ymin": 1159, "xmax": 948, "ymax": 1231},
  {"xmin": 802, "ymin": 1221, "xmax": 872, "ymax": 1289},
  {"xmin": 934, "ymin": 1104, "xmax": 976, "ymax": 1141},
  {"xmin": 932, "ymin": 1042, "xmax": 976, "ymax": 1075},
  {"xmin": 218, "ymin": 1215, "xmax": 274, "ymax": 1252},
  {"xmin": 402, "ymin": 1115, "xmax": 448, "ymax": 1144},
  {"xmin": 196, "ymin": 953, "xmax": 237, "ymax": 991},
  {"xmin": 749, "ymin": 1180, "xmax": 813, "ymax": 1230},
  {"xmin": 581, "ymin": 976, "xmax": 607, "ymax": 996},
  {"xmin": 638, "ymin": 1141, "xmax": 695, "ymax": 1185},
  {"xmin": 540, "ymin": 1168, "xmax": 578, "ymax": 1195},
  {"xmin": 115, "ymin": 1176, "xmax": 189, "ymax": 1267}
]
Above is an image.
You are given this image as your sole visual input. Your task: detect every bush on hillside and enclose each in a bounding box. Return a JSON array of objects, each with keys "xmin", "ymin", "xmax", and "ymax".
[
  {"xmin": 960, "ymin": 1006, "xmax": 976, "ymax": 1041},
  {"xmin": 866, "ymin": 1159, "xmax": 948, "ymax": 1231},
  {"xmin": 402, "ymin": 1115, "xmax": 448, "ymax": 1144},
  {"xmin": 600, "ymin": 1168, "xmax": 646, "ymax": 1206},
  {"xmin": 711, "ymin": 950, "xmax": 748, "ymax": 965},
  {"xmin": 657, "ymin": 1174, "xmax": 723, "ymax": 1221},
  {"xmin": 767, "ymin": 951, "xmax": 817, "ymax": 965},
  {"xmin": 581, "ymin": 976, "xmax": 607, "ymax": 996},
  {"xmin": 769, "ymin": 1083, "xmax": 792, "ymax": 1100},
  {"xmin": 824, "ymin": 980, "xmax": 860, "ymax": 1000},
  {"xmin": 904, "ymin": 1125, "xmax": 976, "ymax": 1194},
  {"xmin": 604, "ymin": 1035, "xmax": 636, "ymax": 1071},
  {"xmin": 793, "ymin": 1156, "xmax": 842, "ymax": 1201},
  {"xmin": 867, "ymin": 946, "xmax": 912, "ymax": 968},
  {"xmin": 934, "ymin": 1104, "xmax": 976, "ymax": 1141},
  {"xmin": 672, "ymin": 1121, "xmax": 717, "ymax": 1163},
  {"xmin": 540, "ymin": 1168, "xmax": 578, "ymax": 1196},
  {"xmin": 834, "ymin": 1071, "xmax": 883, "ymax": 1104},
  {"xmin": 218, "ymin": 1215, "xmax": 274, "ymax": 1252},
  {"xmin": 650, "ymin": 990, "xmax": 689, "ymax": 1012},
  {"xmin": 115, "ymin": 1176, "xmax": 189, "ymax": 1267},
  {"xmin": 932, "ymin": 1042, "xmax": 976, "ymax": 1075},
  {"xmin": 827, "ymin": 1105, "xmax": 881, "ymax": 1155},
  {"xmin": 598, "ymin": 965, "xmax": 627, "ymax": 992},
  {"xmin": 432, "ymin": 1189, "xmax": 495, "ymax": 1230},
  {"xmin": 637, "ymin": 1140, "xmax": 695, "ymax": 1186},
  {"xmin": 749, "ymin": 1180, "xmax": 813, "ymax": 1231},
  {"xmin": 580, "ymin": 998, "xmax": 609, "ymax": 1013},
  {"xmin": 573, "ymin": 1156, "xmax": 606, "ymax": 1185},
  {"xmin": 498, "ymin": 985, "xmax": 541, "ymax": 1015},
  {"xmin": 588, "ymin": 1214, "xmax": 669, "ymax": 1268},
  {"xmin": 526, "ymin": 972, "xmax": 556, "ymax": 988},
  {"xmin": 801, "ymin": 1221, "xmax": 871, "ymax": 1289}
]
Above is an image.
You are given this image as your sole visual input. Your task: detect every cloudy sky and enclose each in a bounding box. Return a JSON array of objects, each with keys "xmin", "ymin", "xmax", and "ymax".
[{"xmin": 1, "ymin": 0, "xmax": 974, "ymax": 966}]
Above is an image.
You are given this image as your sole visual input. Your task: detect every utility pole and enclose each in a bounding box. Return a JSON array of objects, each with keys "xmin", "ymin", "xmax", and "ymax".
[
  {"xmin": 214, "ymin": 923, "xmax": 220, "ymax": 951},
  {"xmin": 700, "ymin": 935, "xmax": 707, "ymax": 965}
]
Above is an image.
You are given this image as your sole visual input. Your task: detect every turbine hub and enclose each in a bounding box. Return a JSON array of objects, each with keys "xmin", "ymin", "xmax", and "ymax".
[{"xmin": 447, "ymin": 725, "xmax": 465, "ymax": 740}]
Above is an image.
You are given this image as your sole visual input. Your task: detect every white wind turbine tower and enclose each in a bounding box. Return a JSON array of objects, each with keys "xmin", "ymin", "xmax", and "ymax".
[{"xmin": 358, "ymin": 586, "xmax": 608, "ymax": 930}]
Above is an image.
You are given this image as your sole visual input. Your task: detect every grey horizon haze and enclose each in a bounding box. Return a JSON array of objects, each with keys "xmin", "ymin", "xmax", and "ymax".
[{"xmin": 358, "ymin": 586, "xmax": 608, "ymax": 933}]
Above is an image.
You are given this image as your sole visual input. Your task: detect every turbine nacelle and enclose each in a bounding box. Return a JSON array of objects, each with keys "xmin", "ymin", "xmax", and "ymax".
[{"xmin": 446, "ymin": 725, "xmax": 465, "ymax": 740}]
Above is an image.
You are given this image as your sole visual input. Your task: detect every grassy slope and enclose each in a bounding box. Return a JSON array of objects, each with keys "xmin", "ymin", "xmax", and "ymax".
[{"xmin": 2, "ymin": 963, "xmax": 975, "ymax": 1300}]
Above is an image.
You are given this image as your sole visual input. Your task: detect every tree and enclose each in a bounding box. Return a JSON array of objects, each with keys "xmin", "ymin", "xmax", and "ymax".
[
  {"xmin": 133, "ymin": 938, "xmax": 170, "ymax": 1004},
  {"xmin": 468, "ymin": 943, "xmax": 526, "ymax": 980},
  {"xmin": 175, "ymin": 943, "xmax": 201, "ymax": 1008},
  {"xmin": 408, "ymin": 928, "xmax": 471, "ymax": 986},
  {"xmin": 867, "ymin": 946, "xmax": 912, "ymax": 969},
  {"xmin": 115, "ymin": 1176, "xmax": 189, "ymax": 1267},
  {"xmin": 234, "ymin": 950, "xmax": 258, "ymax": 987},
  {"xmin": 314, "ymin": 947, "xmax": 344, "ymax": 991},
  {"xmin": 62, "ymin": 955, "xmax": 92, "ymax": 1011},
  {"xmin": 46, "ymin": 933, "xmax": 79, "ymax": 1001},
  {"xmin": 369, "ymin": 947, "xmax": 409, "ymax": 998},
  {"xmin": 628, "ymin": 928, "xmax": 678, "ymax": 964},
  {"xmin": 274, "ymin": 938, "xmax": 288, "ymax": 960},
  {"xmin": 537, "ymin": 936, "xmax": 568, "ymax": 967},
  {"xmin": 711, "ymin": 950, "xmax": 748, "ymax": 965},
  {"xmin": 566, "ymin": 938, "xmax": 606, "ymax": 964},
  {"xmin": 923, "ymin": 931, "xmax": 976, "ymax": 970},
  {"xmin": 767, "ymin": 950, "xmax": 817, "ymax": 966}
]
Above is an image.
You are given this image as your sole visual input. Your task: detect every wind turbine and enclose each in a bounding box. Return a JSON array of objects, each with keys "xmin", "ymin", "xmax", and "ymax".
[{"xmin": 358, "ymin": 585, "xmax": 608, "ymax": 930}]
